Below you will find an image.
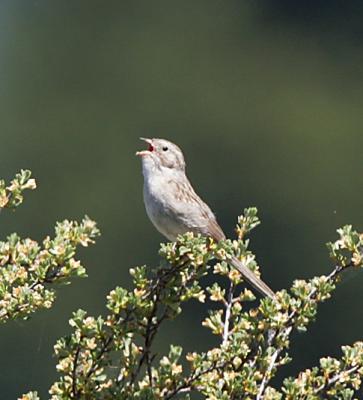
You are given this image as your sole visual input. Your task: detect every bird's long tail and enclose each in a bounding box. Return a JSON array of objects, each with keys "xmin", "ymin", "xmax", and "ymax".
[{"xmin": 230, "ymin": 256, "xmax": 275, "ymax": 299}]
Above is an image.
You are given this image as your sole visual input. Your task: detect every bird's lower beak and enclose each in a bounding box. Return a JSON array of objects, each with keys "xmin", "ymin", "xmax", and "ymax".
[{"xmin": 136, "ymin": 137, "xmax": 154, "ymax": 156}]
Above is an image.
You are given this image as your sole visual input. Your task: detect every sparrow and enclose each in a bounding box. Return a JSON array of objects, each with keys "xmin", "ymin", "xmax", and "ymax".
[{"xmin": 136, "ymin": 138, "xmax": 275, "ymax": 298}]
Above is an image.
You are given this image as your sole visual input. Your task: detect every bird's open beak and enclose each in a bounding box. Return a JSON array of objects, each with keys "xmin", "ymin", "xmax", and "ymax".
[{"xmin": 136, "ymin": 137, "xmax": 154, "ymax": 157}]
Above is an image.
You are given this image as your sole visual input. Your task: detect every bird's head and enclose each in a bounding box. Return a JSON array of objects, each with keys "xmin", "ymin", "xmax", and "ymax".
[{"xmin": 136, "ymin": 138, "xmax": 186, "ymax": 173}]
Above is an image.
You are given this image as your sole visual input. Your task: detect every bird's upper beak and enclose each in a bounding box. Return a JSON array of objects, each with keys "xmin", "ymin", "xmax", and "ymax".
[{"xmin": 136, "ymin": 137, "xmax": 154, "ymax": 157}]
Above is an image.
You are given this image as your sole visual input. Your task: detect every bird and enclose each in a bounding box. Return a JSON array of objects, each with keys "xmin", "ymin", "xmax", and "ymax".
[{"xmin": 136, "ymin": 138, "xmax": 275, "ymax": 299}]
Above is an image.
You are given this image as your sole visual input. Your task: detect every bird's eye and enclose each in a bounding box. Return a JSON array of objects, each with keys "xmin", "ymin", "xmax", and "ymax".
[{"xmin": 162, "ymin": 146, "xmax": 168, "ymax": 151}]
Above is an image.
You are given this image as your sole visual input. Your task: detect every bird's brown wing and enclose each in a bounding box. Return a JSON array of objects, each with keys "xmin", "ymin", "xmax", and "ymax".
[{"xmin": 167, "ymin": 178, "xmax": 225, "ymax": 241}]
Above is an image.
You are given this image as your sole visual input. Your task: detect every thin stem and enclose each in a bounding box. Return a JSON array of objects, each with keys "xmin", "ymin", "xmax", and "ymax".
[
  {"xmin": 164, "ymin": 362, "xmax": 219, "ymax": 399},
  {"xmin": 128, "ymin": 259, "xmax": 194, "ymax": 387},
  {"xmin": 315, "ymin": 365, "xmax": 359, "ymax": 395},
  {"xmin": 222, "ymin": 281, "xmax": 234, "ymax": 345},
  {"xmin": 143, "ymin": 301, "xmax": 159, "ymax": 386},
  {"xmin": 256, "ymin": 350, "xmax": 279, "ymax": 400},
  {"xmin": 72, "ymin": 341, "xmax": 82, "ymax": 399}
]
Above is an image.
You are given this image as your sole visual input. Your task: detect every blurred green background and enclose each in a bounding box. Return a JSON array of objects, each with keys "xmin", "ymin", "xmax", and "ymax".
[{"xmin": 1, "ymin": 0, "xmax": 363, "ymax": 397}]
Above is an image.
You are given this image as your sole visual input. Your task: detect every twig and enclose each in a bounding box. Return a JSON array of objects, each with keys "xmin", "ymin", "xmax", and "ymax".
[
  {"xmin": 84, "ymin": 261, "xmax": 191, "ymax": 390},
  {"xmin": 222, "ymin": 281, "xmax": 234, "ymax": 346},
  {"xmin": 0, "ymin": 265, "xmax": 66, "ymax": 321},
  {"xmin": 315, "ymin": 365, "xmax": 359, "ymax": 395},
  {"xmin": 143, "ymin": 301, "xmax": 159, "ymax": 386},
  {"xmin": 164, "ymin": 362, "xmax": 219, "ymax": 399},
  {"xmin": 256, "ymin": 347, "xmax": 281, "ymax": 400},
  {"xmin": 86, "ymin": 310, "xmax": 134, "ymax": 384},
  {"xmin": 128, "ymin": 259, "xmax": 193, "ymax": 387},
  {"xmin": 72, "ymin": 341, "xmax": 82, "ymax": 399}
]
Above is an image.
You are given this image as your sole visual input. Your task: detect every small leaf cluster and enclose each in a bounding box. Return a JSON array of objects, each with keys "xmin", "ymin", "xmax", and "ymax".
[
  {"xmin": 0, "ymin": 216, "xmax": 99, "ymax": 323},
  {"xmin": 327, "ymin": 224, "xmax": 363, "ymax": 269},
  {"xmin": 19, "ymin": 392, "xmax": 40, "ymax": 400},
  {"xmin": 236, "ymin": 207, "xmax": 261, "ymax": 239},
  {"xmin": 283, "ymin": 342, "xmax": 363, "ymax": 399},
  {"xmin": 0, "ymin": 170, "xmax": 36, "ymax": 210}
]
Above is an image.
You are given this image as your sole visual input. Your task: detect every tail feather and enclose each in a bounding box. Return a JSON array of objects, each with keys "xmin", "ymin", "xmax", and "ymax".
[{"xmin": 230, "ymin": 256, "xmax": 275, "ymax": 299}]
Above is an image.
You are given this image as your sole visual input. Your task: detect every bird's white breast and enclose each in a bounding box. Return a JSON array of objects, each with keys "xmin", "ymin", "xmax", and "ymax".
[{"xmin": 142, "ymin": 164, "xmax": 185, "ymax": 241}]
